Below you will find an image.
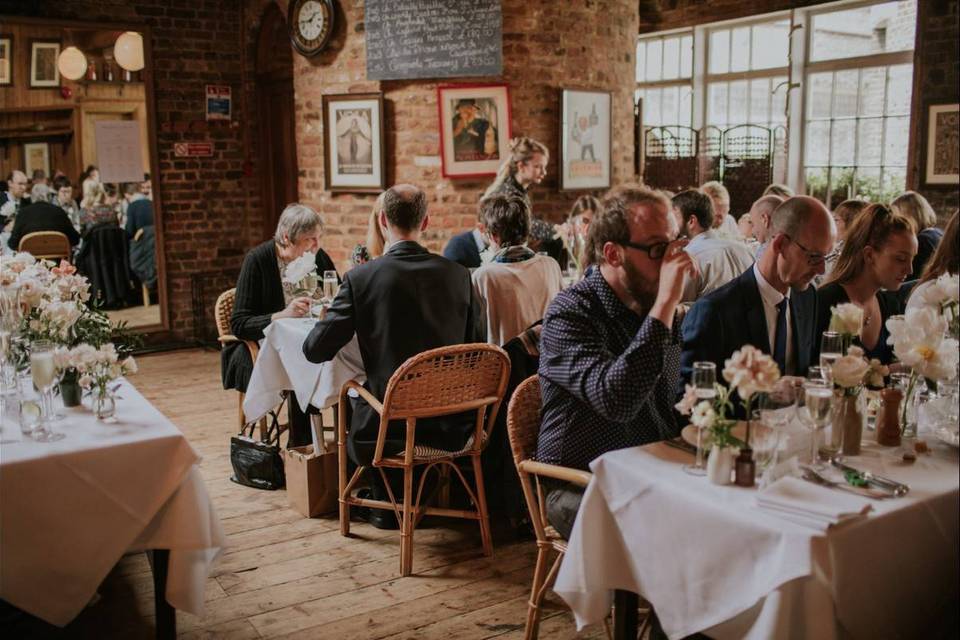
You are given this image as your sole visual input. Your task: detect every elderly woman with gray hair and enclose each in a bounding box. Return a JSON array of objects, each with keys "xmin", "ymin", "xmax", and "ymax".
[{"xmin": 222, "ymin": 203, "xmax": 338, "ymax": 447}]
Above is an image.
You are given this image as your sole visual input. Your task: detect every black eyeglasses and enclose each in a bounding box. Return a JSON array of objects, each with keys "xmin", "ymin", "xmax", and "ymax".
[
  {"xmin": 785, "ymin": 235, "xmax": 837, "ymax": 266},
  {"xmin": 620, "ymin": 240, "xmax": 670, "ymax": 260}
]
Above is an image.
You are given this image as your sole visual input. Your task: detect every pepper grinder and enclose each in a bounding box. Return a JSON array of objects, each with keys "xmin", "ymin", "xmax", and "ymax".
[
  {"xmin": 734, "ymin": 447, "xmax": 755, "ymax": 487},
  {"xmin": 877, "ymin": 387, "xmax": 902, "ymax": 447}
]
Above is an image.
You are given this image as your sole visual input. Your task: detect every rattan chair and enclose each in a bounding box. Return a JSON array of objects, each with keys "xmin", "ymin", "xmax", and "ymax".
[
  {"xmin": 338, "ymin": 343, "xmax": 511, "ymax": 577},
  {"xmin": 18, "ymin": 231, "xmax": 71, "ymax": 261}
]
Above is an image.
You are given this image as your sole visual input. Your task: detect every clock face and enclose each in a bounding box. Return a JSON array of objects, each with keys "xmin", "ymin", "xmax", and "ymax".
[{"xmin": 290, "ymin": 0, "xmax": 333, "ymax": 56}]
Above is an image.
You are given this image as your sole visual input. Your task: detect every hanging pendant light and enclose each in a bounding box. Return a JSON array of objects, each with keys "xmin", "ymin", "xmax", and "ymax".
[
  {"xmin": 57, "ymin": 46, "xmax": 87, "ymax": 81},
  {"xmin": 114, "ymin": 31, "xmax": 144, "ymax": 72}
]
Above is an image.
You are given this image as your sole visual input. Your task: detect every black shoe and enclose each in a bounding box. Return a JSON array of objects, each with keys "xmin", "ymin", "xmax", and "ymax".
[{"xmin": 353, "ymin": 488, "xmax": 399, "ymax": 530}]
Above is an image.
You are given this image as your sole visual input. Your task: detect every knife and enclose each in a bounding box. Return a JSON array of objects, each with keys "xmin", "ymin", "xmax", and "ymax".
[{"xmin": 830, "ymin": 458, "xmax": 909, "ymax": 497}]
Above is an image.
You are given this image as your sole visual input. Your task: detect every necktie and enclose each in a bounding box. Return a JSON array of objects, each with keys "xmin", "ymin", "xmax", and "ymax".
[{"xmin": 773, "ymin": 298, "xmax": 788, "ymax": 375}]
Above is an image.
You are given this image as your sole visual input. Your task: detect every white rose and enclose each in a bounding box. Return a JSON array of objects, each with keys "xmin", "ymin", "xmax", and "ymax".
[
  {"xmin": 831, "ymin": 353, "xmax": 869, "ymax": 388},
  {"xmin": 828, "ymin": 303, "xmax": 863, "ymax": 337}
]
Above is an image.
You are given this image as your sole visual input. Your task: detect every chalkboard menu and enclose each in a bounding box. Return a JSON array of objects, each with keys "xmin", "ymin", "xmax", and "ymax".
[{"xmin": 365, "ymin": 0, "xmax": 502, "ymax": 81}]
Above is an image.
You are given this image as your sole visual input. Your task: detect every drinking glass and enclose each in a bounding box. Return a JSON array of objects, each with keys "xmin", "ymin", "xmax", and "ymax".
[
  {"xmin": 322, "ymin": 271, "xmax": 339, "ymax": 304},
  {"xmin": 17, "ymin": 374, "xmax": 42, "ymax": 437},
  {"xmin": 683, "ymin": 361, "xmax": 716, "ymax": 476},
  {"xmin": 820, "ymin": 331, "xmax": 844, "ymax": 372},
  {"xmin": 808, "ymin": 365, "xmax": 831, "ymax": 387},
  {"xmin": 29, "ymin": 341, "xmax": 65, "ymax": 442},
  {"xmin": 800, "ymin": 378, "xmax": 832, "ymax": 468},
  {"xmin": 757, "ymin": 382, "xmax": 797, "ymax": 474}
]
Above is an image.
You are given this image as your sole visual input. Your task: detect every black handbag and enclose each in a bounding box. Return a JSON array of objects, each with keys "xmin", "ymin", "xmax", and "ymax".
[{"xmin": 230, "ymin": 404, "xmax": 285, "ymax": 490}]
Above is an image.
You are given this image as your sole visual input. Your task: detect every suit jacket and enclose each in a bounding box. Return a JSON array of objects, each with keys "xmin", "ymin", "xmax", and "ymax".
[
  {"xmin": 7, "ymin": 201, "xmax": 81, "ymax": 250},
  {"xmin": 442, "ymin": 230, "xmax": 482, "ymax": 269},
  {"xmin": 303, "ymin": 240, "xmax": 486, "ymax": 465},
  {"xmin": 681, "ymin": 268, "xmax": 818, "ymax": 392},
  {"xmin": 125, "ymin": 198, "xmax": 154, "ymax": 238}
]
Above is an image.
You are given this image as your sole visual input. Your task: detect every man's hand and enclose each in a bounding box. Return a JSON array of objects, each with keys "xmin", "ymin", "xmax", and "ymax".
[{"xmin": 650, "ymin": 239, "xmax": 699, "ymax": 327}]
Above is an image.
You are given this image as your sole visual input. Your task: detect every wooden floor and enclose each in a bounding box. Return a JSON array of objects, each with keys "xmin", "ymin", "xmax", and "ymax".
[
  {"xmin": 35, "ymin": 348, "xmax": 604, "ymax": 639},
  {"xmin": 105, "ymin": 303, "xmax": 161, "ymax": 328}
]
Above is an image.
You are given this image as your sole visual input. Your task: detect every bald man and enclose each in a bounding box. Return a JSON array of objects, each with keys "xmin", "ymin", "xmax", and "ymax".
[
  {"xmin": 681, "ymin": 196, "xmax": 836, "ymax": 387},
  {"xmin": 1, "ymin": 170, "xmax": 30, "ymax": 228},
  {"xmin": 748, "ymin": 194, "xmax": 786, "ymax": 259}
]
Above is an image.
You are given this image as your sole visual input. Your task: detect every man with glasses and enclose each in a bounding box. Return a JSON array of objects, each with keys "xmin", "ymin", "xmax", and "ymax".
[
  {"xmin": 537, "ymin": 185, "xmax": 698, "ymax": 539},
  {"xmin": 681, "ymin": 195, "xmax": 836, "ymax": 387}
]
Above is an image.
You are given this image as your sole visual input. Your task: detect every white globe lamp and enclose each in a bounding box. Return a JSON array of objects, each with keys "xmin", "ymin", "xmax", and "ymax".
[
  {"xmin": 57, "ymin": 46, "xmax": 87, "ymax": 81},
  {"xmin": 114, "ymin": 31, "xmax": 144, "ymax": 72}
]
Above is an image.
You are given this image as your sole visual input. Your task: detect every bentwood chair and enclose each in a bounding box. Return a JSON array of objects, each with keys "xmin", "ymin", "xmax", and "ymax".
[
  {"xmin": 338, "ymin": 343, "xmax": 511, "ymax": 577},
  {"xmin": 18, "ymin": 231, "xmax": 71, "ymax": 262}
]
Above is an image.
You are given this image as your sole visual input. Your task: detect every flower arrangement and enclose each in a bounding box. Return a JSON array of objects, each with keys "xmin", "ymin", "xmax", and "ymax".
[
  {"xmin": 829, "ymin": 302, "xmax": 864, "ymax": 346},
  {"xmin": 282, "ymin": 251, "xmax": 318, "ymax": 294},
  {"xmin": 56, "ymin": 342, "xmax": 138, "ymax": 417},
  {"xmin": 911, "ymin": 273, "xmax": 960, "ymax": 339},
  {"xmin": 831, "ymin": 345, "xmax": 888, "ymax": 396}
]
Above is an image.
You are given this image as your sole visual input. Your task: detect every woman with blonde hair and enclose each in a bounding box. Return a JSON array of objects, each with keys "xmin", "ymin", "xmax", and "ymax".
[
  {"xmin": 907, "ymin": 209, "xmax": 959, "ymax": 313},
  {"xmin": 891, "ymin": 190, "xmax": 941, "ymax": 280},
  {"xmin": 815, "ymin": 204, "xmax": 917, "ymax": 363}
]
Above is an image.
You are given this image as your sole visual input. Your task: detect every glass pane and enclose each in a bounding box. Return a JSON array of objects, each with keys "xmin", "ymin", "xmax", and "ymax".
[
  {"xmin": 750, "ymin": 78, "xmax": 770, "ymax": 125},
  {"xmin": 663, "ymin": 37, "xmax": 680, "ymax": 80},
  {"xmin": 730, "ymin": 27, "xmax": 750, "ymax": 72},
  {"xmin": 805, "ymin": 121, "xmax": 831, "ymax": 165},
  {"xmin": 805, "ymin": 167, "xmax": 830, "ymax": 203},
  {"xmin": 831, "ymin": 120, "xmax": 856, "ymax": 165},
  {"xmin": 680, "ymin": 35, "xmax": 694, "ymax": 78},
  {"xmin": 646, "ymin": 88, "xmax": 662, "ymax": 127},
  {"xmin": 830, "ymin": 167, "xmax": 856, "ymax": 205},
  {"xmin": 886, "ymin": 64, "xmax": 913, "ymax": 115},
  {"xmin": 858, "ymin": 67, "xmax": 886, "ymax": 117},
  {"xmin": 751, "ymin": 20, "xmax": 790, "ymax": 69},
  {"xmin": 857, "ymin": 118, "xmax": 884, "ymax": 165},
  {"xmin": 709, "ymin": 29, "xmax": 730, "ymax": 74},
  {"xmin": 833, "ymin": 70, "xmax": 859, "ymax": 118},
  {"xmin": 636, "ymin": 41, "xmax": 646, "ymax": 82},
  {"xmin": 679, "ymin": 86, "xmax": 693, "ymax": 127},
  {"xmin": 646, "ymin": 39, "xmax": 663, "ymax": 82},
  {"xmin": 884, "ymin": 115, "xmax": 910, "ymax": 166},
  {"xmin": 882, "ymin": 167, "xmax": 907, "ymax": 201},
  {"xmin": 770, "ymin": 77, "xmax": 788, "ymax": 125},
  {"xmin": 855, "ymin": 167, "xmax": 882, "ymax": 201},
  {"xmin": 810, "ymin": 1, "xmax": 916, "ymax": 62},
  {"xmin": 729, "ymin": 80, "xmax": 748, "ymax": 126},
  {"xmin": 708, "ymin": 82, "xmax": 728, "ymax": 127},
  {"xmin": 662, "ymin": 86, "xmax": 679, "ymax": 126},
  {"xmin": 807, "ymin": 72, "xmax": 834, "ymax": 119}
]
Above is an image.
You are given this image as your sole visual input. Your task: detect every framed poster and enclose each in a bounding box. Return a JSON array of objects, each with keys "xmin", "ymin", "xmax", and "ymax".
[
  {"xmin": 0, "ymin": 35, "xmax": 11, "ymax": 86},
  {"xmin": 437, "ymin": 83, "xmax": 511, "ymax": 179},
  {"xmin": 29, "ymin": 40, "xmax": 60, "ymax": 88},
  {"xmin": 322, "ymin": 93, "xmax": 386, "ymax": 193},
  {"xmin": 560, "ymin": 89, "xmax": 611, "ymax": 190},
  {"xmin": 925, "ymin": 103, "xmax": 960, "ymax": 186},
  {"xmin": 205, "ymin": 84, "xmax": 232, "ymax": 121},
  {"xmin": 94, "ymin": 120, "xmax": 144, "ymax": 183},
  {"xmin": 23, "ymin": 142, "xmax": 50, "ymax": 178}
]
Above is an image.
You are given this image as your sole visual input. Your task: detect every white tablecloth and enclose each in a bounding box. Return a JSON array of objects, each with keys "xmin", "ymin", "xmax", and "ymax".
[
  {"xmin": 0, "ymin": 379, "xmax": 224, "ymax": 626},
  {"xmin": 243, "ymin": 317, "xmax": 365, "ymax": 421},
  {"xmin": 554, "ymin": 432, "xmax": 959, "ymax": 639}
]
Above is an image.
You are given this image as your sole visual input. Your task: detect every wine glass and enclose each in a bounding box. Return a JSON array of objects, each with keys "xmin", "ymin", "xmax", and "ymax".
[
  {"xmin": 800, "ymin": 377, "xmax": 832, "ymax": 469},
  {"xmin": 322, "ymin": 271, "xmax": 339, "ymax": 304},
  {"xmin": 29, "ymin": 341, "xmax": 65, "ymax": 442},
  {"xmin": 820, "ymin": 331, "xmax": 844, "ymax": 372},
  {"xmin": 808, "ymin": 365, "xmax": 832, "ymax": 387},
  {"xmin": 683, "ymin": 361, "xmax": 716, "ymax": 476}
]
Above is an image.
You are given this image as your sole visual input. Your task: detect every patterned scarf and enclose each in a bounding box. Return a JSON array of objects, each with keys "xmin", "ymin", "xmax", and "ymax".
[{"xmin": 493, "ymin": 245, "xmax": 536, "ymax": 264}]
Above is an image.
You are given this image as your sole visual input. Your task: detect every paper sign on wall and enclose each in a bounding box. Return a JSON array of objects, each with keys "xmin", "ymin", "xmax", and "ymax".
[
  {"xmin": 206, "ymin": 84, "xmax": 232, "ymax": 121},
  {"xmin": 94, "ymin": 120, "xmax": 144, "ymax": 184}
]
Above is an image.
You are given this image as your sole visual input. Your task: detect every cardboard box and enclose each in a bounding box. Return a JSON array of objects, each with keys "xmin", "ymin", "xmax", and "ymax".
[{"xmin": 283, "ymin": 444, "xmax": 338, "ymax": 517}]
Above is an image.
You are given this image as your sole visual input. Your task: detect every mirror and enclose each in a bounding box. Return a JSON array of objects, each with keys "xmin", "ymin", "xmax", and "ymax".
[{"xmin": 0, "ymin": 17, "xmax": 166, "ymax": 332}]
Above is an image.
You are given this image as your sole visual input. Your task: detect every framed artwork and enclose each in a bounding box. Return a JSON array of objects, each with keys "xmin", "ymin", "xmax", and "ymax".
[
  {"xmin": 924, "ymin": 103, "xmax": 960, "ymax": 186},
  {"xmin": 29, "ymin": 40, "xmax": 60, "ymax": 88},
  {"xmin": 560, "ymin": 89, "xmax": 612, "ymax": 190},
  {"xmin": 0, "ymin": 35, "xmax": 12, "ymax": 86},
  {"xmin": 23, "ymin": 142, "xmax": 50, "ymax": 178},
  {"xmin": 322, "ymin": 93, "xmax": 386, "ymax": 193},
  {"xmin": 437, "ymin": 83, "xmax": 511, "ymax": 179}
]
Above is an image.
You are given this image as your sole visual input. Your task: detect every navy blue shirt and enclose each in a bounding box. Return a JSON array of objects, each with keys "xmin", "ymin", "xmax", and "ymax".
[{"xmin": 536, "ymin": 268, "xmax": 683, "ymax": 470}]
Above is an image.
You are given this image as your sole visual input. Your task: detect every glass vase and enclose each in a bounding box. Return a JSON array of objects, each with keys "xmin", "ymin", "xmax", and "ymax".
[{"xmin": 92, "ymin": 388, "xmax": 116, "ymax": 420}]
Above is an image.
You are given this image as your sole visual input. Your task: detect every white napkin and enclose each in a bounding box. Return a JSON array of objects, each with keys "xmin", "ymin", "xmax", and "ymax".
[{"xmin": 756, "ymin": 476, "xmax": 872, "ymax": 531}]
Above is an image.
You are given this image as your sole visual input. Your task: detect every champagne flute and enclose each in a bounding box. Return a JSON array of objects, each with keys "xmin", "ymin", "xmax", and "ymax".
[
  {"xmin": 322, "ymin": 270, "xmax": 339, "ymax": 304},
  {"xmin": 801, "ymin": 378, "xmax": 832, "ymax": 469},
  {"xmin": 820, "ymin": 331, "xmax": 844, "ymax": 372},
  {"xmin": 29, "ymin": 341, "xmax": 65, "ymax": 442},
  {"xmin": 683, "ymin": 361, "xmax": 716, "ymax": 476}
]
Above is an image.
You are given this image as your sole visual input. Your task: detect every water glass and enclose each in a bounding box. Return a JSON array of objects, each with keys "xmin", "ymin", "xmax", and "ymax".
[
  {"xmin": 29, "ymin": 341, "xmax": 65, "ymax": 442},
  {"xmin": 683, "ymin": 361, "xmax": 716, "ymax": 477},
  {"xmin": 17, "ymin": 374, "xmax": 42, "ymax": 437},
  {"xmin": 801, "ymin": 378, "xmax": 832, "ymax": 468},
  {"xmin": 820, "ymin": 331, "xmax": 844, "ymax": 371},
  {"xmin": 808, "ymin": 365, "xmax": 832, "ymax": 387}
]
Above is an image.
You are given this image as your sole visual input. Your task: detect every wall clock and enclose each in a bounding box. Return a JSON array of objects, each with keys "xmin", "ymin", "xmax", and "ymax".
[{"xmin": 288, "ymin": 0, "xmax": 334, "ymax": 57}]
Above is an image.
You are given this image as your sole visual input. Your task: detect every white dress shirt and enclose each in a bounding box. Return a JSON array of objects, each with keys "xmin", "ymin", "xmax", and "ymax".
[
  {"xmin": 681, "ymin": 229, "xmax": 756, "ymax": 302},
  {"xmin": 753, "ymin": 263, "xmax": 795, "ymax": 374}
]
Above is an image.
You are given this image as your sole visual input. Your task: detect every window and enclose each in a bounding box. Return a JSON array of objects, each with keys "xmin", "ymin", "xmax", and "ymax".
[{"xmin": 635, "ymin": 33, "xmax": 693, "ymax": 128}]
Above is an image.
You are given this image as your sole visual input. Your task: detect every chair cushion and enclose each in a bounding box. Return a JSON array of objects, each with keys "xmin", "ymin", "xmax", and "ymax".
[{"xmin": 383, "ymin": 432, "xmax": 486, "ymax": 463}]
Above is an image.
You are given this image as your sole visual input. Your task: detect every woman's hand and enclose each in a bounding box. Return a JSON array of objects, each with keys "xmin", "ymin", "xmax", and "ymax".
[{"xmin": 273, "ymin": 296, "xmax": 312, "ymax": 321}]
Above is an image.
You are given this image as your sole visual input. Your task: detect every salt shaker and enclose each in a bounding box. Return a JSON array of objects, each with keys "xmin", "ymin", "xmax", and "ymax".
[{"xmin": 876, "ymin": 387, "xmax": 902, "ymax": 447}]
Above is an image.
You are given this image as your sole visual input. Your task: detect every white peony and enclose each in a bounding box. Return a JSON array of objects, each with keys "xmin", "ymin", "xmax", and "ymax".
[
  {"xmin": 722, "ymin": 344, "xmax": 781, "ymax": 401},
  {"xmin": 828, "ymin": 303, "xmax": 864, "ymax": 337},
  {"xmin": 831, "ymin": 351, "xmax": 870, "ymax": 388},
  {"xmin": 886, "ymin": 308, "xmax": 960, "ymax": 381},
  {"xmin": 690, "ymin": 401, "xmax": 716, "ymax": 429},
  {"xmin": 282, "ymin": 252, "xmax": 317, "ymax": 285}
]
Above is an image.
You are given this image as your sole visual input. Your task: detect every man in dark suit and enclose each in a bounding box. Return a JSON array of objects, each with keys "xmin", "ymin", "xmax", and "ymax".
[
  {"xmin": 681, "ymin": 196, "xmax": 836, "ymax": 387},
  {"xmin": 442, "ymin": 227, "xmax": 487, "ymax": 269},
  {"xmin": 304, "ymin": 184, "xmax": 485, "ymax": 468},
  {"xmin": 1, "ymin": 170, "xmax": 30, "ymax": 229},
  {"xmin": 7, "ymin": 201, "xmax": 81, "ymax": 251}
]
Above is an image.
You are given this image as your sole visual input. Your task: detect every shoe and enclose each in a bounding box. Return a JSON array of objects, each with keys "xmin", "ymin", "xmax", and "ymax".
[{"xmin": 353, "ymin": 488, "xmax": 399, "ymax": 530}]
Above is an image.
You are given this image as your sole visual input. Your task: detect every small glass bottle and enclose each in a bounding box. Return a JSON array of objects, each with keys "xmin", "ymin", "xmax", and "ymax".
[
  {"xmin": 86, "ymin": 60, "xmax": 97, "ymax": 81},
  {"xmin": 734, "ymin": 447, "xmax": 756, "ymax": 487}
]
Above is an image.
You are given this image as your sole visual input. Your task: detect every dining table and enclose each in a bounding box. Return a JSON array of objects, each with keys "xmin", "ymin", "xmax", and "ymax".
[
  {"xmin": 0, "ymin": 378, "xmax": 224, "ymax": 638},
  {"xmin": 242, "ymin": 316, "xmax": 365, "ymax": 423},
  {"xmin": 553, "ymin": 417, "xmax": 960, "ymax": 639}
]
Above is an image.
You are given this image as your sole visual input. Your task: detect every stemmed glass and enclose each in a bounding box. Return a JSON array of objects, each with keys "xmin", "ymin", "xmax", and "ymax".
[
  {"xmin": 29, "ymin": 341, "xmax": 65, "ymax": 442},
  {"xmin": 683, "ymin": 362, "xmax": 716, "ymax": 476},
  {"xmin": 322, "ymin": 270, "xmax": 339, "ymax": 304},
  {"xmin": 820, "ymin": 331, "xmax": 844, "ymax": 374},
  {"xmin": 799, "ymin": 370, "xmax": 832, "ymax": 469}
]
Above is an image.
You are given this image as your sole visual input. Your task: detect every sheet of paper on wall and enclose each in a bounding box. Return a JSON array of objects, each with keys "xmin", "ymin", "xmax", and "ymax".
[{"xmin": 94, "ymin": 120, "xmax": 145, "ymax": 184}]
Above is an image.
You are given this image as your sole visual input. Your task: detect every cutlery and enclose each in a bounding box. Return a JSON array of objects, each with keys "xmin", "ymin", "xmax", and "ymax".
[
  {"xmin": 665, "ymin": 437, "xmax": 697, "ymax": 456},
  {"xmin": 801, "ymin": 467, "xmax": 891, "ymax": 500},
  {"xmin": 830, "ymin": 457, "xmax": 909, "ymax": 497}
]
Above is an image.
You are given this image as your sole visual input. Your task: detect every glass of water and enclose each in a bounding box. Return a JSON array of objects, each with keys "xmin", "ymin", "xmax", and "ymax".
[
  {"xmin": 800, "ymin": 377, "xmax": 833, "ymax": 468},
  {"xmin": 820, "ymin": 331, "xmax": 844, "ymax": 370},
  {"xmin": 29, "ymin": 341, "xmax": 65, "ymax": 442},
  {"xmin": 683, "ymin": 361, "xmax": 716, "ymax": 476}
]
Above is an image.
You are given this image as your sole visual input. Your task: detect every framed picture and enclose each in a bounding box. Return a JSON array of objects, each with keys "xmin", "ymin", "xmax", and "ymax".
[
  {"xmin": 437, "ymin": 84, "xmax": 511, "ymax": 179},
  {"xmin": 560, "ymin": 89, "xmax": 612, "ymax": 190},
  {"xmin": 0, "ymin": 35, "xmax": 12, "ymax": 86},
  {"xmin": 924, "ymin": 103, "xmax": 960, "ymax": 186},
  {"xmin": 29, "ymin": 40, "xmax": 60, "ymax": 88},
  {"xmin": 23, "ymin": 142, "xmax": 50, "ymax": 178},
  {"xmin": 322, "ymin": 93, "xmax": 386, "ymax": 193}
]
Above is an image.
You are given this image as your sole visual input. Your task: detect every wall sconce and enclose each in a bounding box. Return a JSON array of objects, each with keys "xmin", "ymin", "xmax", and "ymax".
[
  {"xmin": 57, "ymin": 46, "xmax": 87, "ymax": 81},
  {"xmin": 114, "ymin": 31, "xmax": 144, "ymax": 72}
]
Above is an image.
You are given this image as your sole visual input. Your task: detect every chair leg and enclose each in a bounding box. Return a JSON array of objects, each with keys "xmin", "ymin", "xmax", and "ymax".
[
  {"xmin": 525, "ymin": 543, "xmax": 553, "ymax": 640},
  {"xmin": 400, "ymin": 465, "xmax": 414, "ymax": 576},
  {"xmin": 338, "ymin": 404, "xmax": 350, "ymax": 537},
  {"xmin": 471, "ymin": 454, "xmax": 493, "ymax": 557}
]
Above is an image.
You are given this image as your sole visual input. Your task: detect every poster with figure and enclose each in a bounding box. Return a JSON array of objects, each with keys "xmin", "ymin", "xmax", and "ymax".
[
  {"xmin": 561, "ymin": 89, "xmax": 611, "ymax": 190},
  {"xmin": 0, "ymin": 36, "xmax": 12, "ymax": 86},
  {"xmin": 925, "ymin": 103, "xmax": 959, "ymax": 185},
  {"xmin": 438, "ymin": 84, "xmax": 511, "ymax": 178},
  {"xmin": 323, "ymin": 93, "xmax": 385, "ymax": 193}
]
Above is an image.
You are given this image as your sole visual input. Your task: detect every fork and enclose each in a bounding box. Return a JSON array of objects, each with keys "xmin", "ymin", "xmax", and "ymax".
[{"xmin": 800, "ymin": 467, "xmax": 891, "ymax": 500}]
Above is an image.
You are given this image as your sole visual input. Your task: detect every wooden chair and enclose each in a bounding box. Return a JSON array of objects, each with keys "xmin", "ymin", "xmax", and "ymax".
[
  {"xmin": 214, "ymin": 288, "xmax": 270, "ymax": 439},
  {"xmin": 338, "ymin": 343, "xmax": 511, "ymax": 577},
  {"xmin": 18, "ymin": 231, "xmax": 71, "ymax": 261}
]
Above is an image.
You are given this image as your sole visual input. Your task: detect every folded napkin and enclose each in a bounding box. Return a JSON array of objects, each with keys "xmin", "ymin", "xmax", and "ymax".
[{"xmin": 756, "ymin": 476, "xmax": 872, "ymax": 532}]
